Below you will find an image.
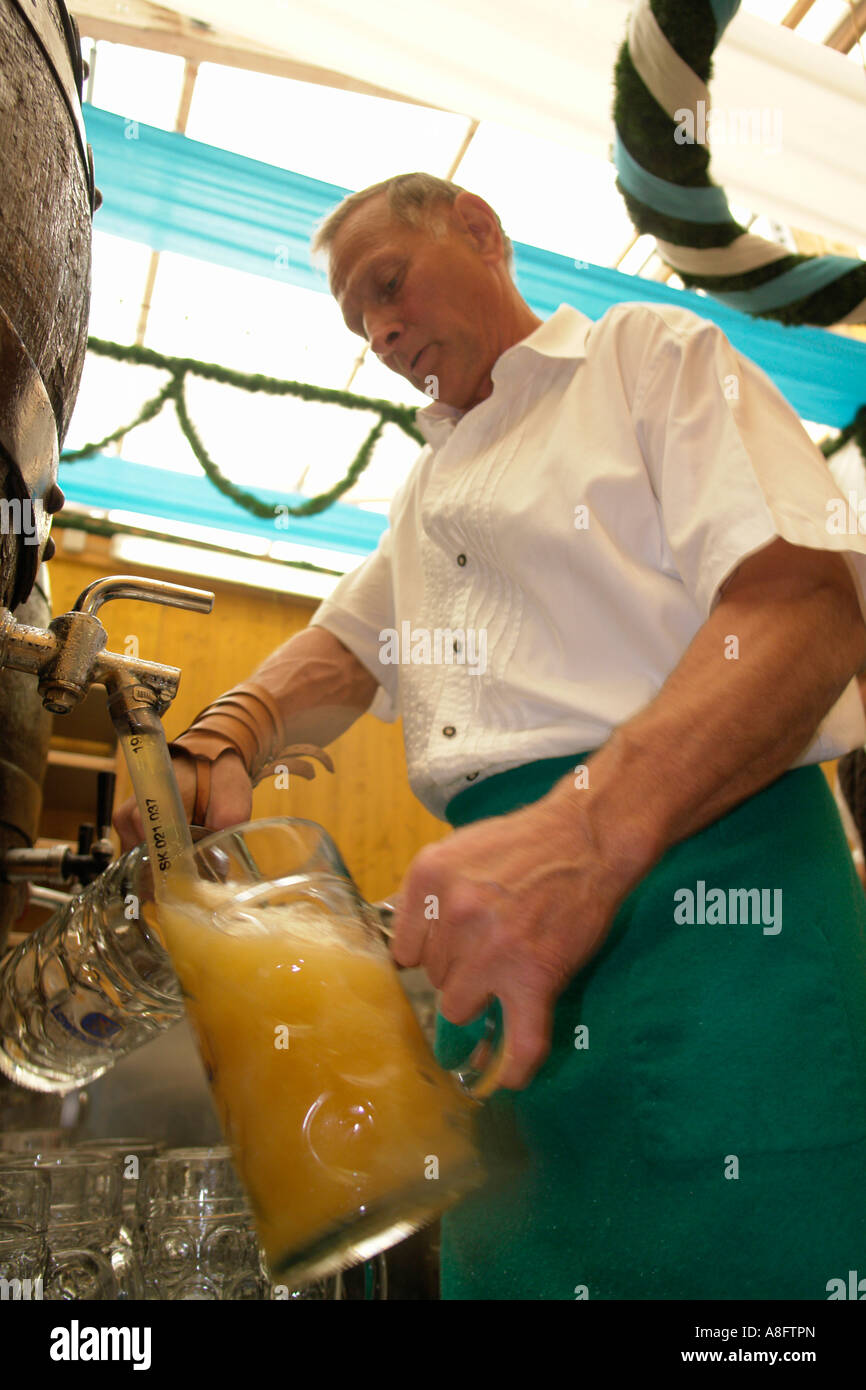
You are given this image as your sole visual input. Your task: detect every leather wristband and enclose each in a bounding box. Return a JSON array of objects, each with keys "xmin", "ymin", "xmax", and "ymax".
[{"xmin": 168, "ymin": 680, "xmax": 334, "ymax": 824}]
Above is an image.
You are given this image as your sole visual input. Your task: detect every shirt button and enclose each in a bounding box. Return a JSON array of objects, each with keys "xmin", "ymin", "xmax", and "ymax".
[
  {"xmin": 456, "ymin": 553, "xmax": 467, "ymax": 566},
  {"xmin": 442, "ymin": 725, "xmax": 456, "ymax": 737}
]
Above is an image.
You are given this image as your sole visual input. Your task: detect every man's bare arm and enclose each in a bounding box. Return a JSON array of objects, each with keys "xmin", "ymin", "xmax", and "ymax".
[
  {"xmin": 250, "ymin": 624, "xmax": 380, "ymax": 746},
  {"xmin": 549, "ymin": 537, "xmax": 866, "ymax": 875}
]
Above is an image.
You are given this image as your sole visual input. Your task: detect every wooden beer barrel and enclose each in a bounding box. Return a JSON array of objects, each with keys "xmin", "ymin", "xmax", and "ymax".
[
  {"xmin": 0, "ymin": 0, "xmax": 94, "ymax": 610},
  {"xmin": 0, "ymin": 0, "xmax": 94, "ymax": 941}
]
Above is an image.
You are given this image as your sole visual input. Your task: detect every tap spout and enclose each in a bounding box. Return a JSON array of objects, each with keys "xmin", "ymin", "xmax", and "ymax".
[
  {"xmin": 74, "ymin": 575, "xmax": 214, "ymax": 618},
  {"xmin": 0, "ymin": 574, "xmax": 214, "ymax": 717}
]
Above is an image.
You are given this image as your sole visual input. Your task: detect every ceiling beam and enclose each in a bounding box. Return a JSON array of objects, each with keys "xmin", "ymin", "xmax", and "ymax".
[
  {"xmin": 781, "ymin": 0, "xmax": 817, "ymax": 27},
  {"xmin": 70, "ymin": 0, "xmax": 450, "ymax": 111},
  {"xmin": 824, "ymin": 0, "xmax": 866, "ymax": 53}
]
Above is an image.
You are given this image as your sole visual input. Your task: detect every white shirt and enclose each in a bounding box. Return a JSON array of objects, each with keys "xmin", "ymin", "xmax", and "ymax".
[{"xmin": 309, "ymin": 301, "xmax": 866, "ymax": 820}]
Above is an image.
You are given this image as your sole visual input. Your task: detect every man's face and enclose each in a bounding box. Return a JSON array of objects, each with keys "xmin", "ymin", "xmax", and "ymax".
[{"xmin": 329, "ymin": 193, "xmax": 509, "ymax": 412}]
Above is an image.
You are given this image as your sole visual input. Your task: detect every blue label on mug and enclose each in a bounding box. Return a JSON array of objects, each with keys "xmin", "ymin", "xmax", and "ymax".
[{"xmin": 80, "ymin": 1012, "xmax": 122, "ymax": 1040}]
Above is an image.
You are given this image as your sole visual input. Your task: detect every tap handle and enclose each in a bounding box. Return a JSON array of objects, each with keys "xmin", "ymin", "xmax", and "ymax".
[
  {"xmin": 73, "ymin": 575, "xmax": 214, "ymax": 617},
  {"xmin": 96, "ymin": 771, "xmax": 116, "ymax": 840}
]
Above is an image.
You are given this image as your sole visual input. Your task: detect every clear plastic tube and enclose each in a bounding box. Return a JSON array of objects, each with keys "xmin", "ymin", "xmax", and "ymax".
[{"xmin": 117, "ymin": 726, "xmax": 193, "ymax": 894}]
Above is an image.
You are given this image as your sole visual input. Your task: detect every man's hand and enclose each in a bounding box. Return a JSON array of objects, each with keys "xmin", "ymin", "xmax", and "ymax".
[
  {"xmin": 391, "ymin": 787, "xmax": 648, "ymax": 1091},
  {"xmin": 113, "ymin": 751, "xmax": 252, "ymax": 851}
]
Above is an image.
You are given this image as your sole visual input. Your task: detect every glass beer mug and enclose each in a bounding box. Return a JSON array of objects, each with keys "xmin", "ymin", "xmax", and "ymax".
[{"xmin": 146, "ymin": 818, "xmax": 504, "ymax": 1287}]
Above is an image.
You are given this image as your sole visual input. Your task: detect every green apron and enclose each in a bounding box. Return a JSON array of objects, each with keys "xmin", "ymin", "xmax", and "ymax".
[{"xmin": 435, "ymin": 754, "xmax": 866, "ymax": 1300}]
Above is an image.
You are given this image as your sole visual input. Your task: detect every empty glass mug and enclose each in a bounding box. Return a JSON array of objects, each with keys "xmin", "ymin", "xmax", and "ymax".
[
  {"xmin": 77, "ymin": 1137, "xmax": 165, "ymax": 1250},
  {"xmin": 136, "ymin": 1147, "xmax": 270, "ymax": 1300},
  {"xmin": 0, "ymin": 1151, "xmax": 142, "ymax": 1300},
  {"xmin": 0, "ymin": 1128, "xmax": 73, "ymax": 1154},
  {"xmin": 0, "ymin": 827, "xmax": 216, "ymax": 1094},
  {"xmin": 0, "ymin": 1167, "xmax": 50, "ymax": 1300},
  {"xmin": 148, "ymin": 818, "xmax": 502, "ymax": 1286}
]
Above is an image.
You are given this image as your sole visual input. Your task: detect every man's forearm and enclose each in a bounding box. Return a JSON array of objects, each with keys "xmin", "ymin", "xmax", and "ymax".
[
  {"xmin": 249, "ymin": 625, "xmax": 380, "ymax": 748},
  {"xmin": 548, "ymin": 565, "xmax": 866, "ymax": 893}
]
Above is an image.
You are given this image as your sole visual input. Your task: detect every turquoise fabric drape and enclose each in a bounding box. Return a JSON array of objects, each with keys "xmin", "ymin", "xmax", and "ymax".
[
  {"xmin": 57, "ymin": 457, "xmax": 388, "ymax": 553},
  {"xmin": 84, "ymin": 103, "xmax": 866, "ymax": 432},
  {"xmin": 84, "ymin": 104, "xmax": 340, "ymax": 297}
]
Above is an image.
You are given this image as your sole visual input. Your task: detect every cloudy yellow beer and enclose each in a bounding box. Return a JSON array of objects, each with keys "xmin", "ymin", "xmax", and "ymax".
[{"xmin": 155, "ymin": 878, "xmax": 480, "ymax": 1274}]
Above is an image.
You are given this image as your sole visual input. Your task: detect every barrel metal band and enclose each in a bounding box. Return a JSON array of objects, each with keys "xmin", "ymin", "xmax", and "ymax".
[
  {"xmin": 0, "ymin": 304, "xmax": 59, "ymax": 606},
  {"xmin": 8, "ymin": 0, "xmax": 92, "ymax": 208}
]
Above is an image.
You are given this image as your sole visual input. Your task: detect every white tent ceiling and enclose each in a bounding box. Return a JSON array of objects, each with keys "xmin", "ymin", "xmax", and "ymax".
[{"xmin": 82, "ymin": 0, "xmax": 866, "ymax": 249}]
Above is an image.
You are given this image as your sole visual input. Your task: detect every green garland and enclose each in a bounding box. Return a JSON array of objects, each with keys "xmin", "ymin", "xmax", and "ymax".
[
  {"xmin": 820, "ymin": 407, "xmax": 866, "ymax": 466},
  {"xmin": 65, "ymin": 330, "xmax": 864, "ymax": 506},
  {"xmin": 61, "ymin": 337, "xmax": 425, "ymax": 519},
  {"xmin": 51, "ymin": 510, "xmax": 343, "ymax": 577}
]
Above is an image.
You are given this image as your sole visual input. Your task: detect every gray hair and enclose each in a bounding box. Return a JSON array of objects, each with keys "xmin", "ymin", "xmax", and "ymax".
[{"xmin": 310, "ymin": 172, "xmax": 514, "ymax": 277}]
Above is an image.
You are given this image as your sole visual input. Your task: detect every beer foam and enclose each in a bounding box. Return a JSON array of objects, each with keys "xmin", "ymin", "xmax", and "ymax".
[{"xmin": 163, "ymin": 877, "xmax": 370, "ymax": 953}]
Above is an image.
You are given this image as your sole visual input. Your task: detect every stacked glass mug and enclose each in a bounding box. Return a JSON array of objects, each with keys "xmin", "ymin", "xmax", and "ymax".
[
  {"xmin": 0, "ymin": 1133, "xmax": 361, "ymax": 1298},
  {"xmin": 0, "ymin": 1140, "xmax": 141, "ymax": 1299}
]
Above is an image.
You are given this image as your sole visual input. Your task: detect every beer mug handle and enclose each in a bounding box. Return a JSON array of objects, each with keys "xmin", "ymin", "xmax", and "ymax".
[
  {"xmin": 374, "ymin": 899, "xmax": 507, "ymax": 1100},
  {"xmin": 452, "ymin": 1001, "xmax": 507, "ymax": 1100},
  {"xmin": 108, "ymin": 1240, "xmax": 145, "ymax": 1300},
  {"xmin": 46, "ymin": 1247, "xmax": 117, "ymax": 1300}
]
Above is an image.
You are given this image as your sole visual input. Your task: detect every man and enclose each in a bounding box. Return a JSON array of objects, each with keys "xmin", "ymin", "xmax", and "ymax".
[{"xmin": 117, "ymin": 173, "xmax": 866, "ymax": 1300}]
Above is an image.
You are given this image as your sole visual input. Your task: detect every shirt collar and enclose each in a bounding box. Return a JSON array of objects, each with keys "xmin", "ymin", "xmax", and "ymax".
[{"xmin": 414, "ymin": 304, "xmax": 593, "ymax": 448}]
